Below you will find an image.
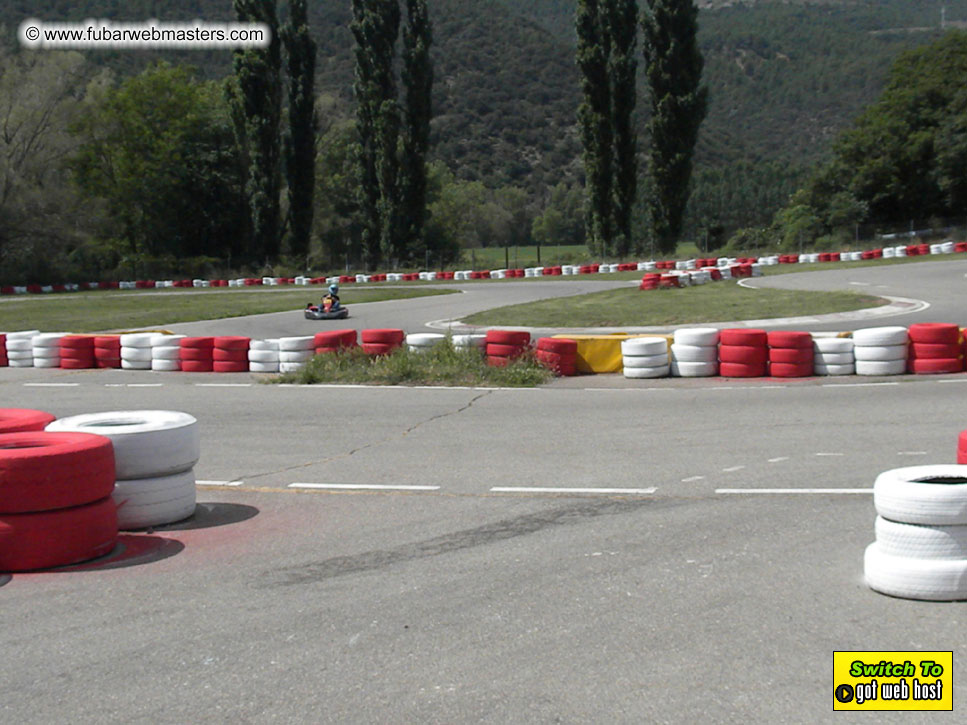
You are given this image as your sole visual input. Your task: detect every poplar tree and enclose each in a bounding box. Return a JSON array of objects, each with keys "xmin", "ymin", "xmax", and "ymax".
[
  {"xmin": 642, "ymin": 0, "xmax": 708, "ymax": 255},
  {"xmin": 608, "ymin": 0, "xmax": 639, "ymax": 257}
]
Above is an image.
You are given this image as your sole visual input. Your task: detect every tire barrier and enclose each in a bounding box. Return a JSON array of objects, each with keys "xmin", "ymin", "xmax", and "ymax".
[
  {"xmin": 406, "ymin": 333, "xmax": 446, "ymax": 353},
  {"xmin": 94, "ymin": 335, "xmax": 122, "ymax": 369},
  {"xmin": 866, "ymin": 465, "xmax": 967, "ymax": 600},
  {"xmin": 5, "ymin": 332, "xmax": 35, "ymax": 368},
  {"xmin": 278, "ymin": 336, "xmax": 316, "ymax": 372},
  {"xmin": 719, "ymin": 329, "xmax": 768, "ymax": 378},
  {"xmin": 361, "ymin": 329, "xmax": 405, "ymax": 357},
  {"xmin": 151, "ymin": 333, "xmax": 185, "ymax": 372},
  {"xmin": 59, "ymin": 335, "xmax": 96, "ymax": 369},
  {"xmin": 767, "ymin": 331, "xmax": 814, "ymax": 378},
  {"xmin": 32, "ymin": 333, "xmax": 65, "ymax": 369},
  {"xmin": 0, "ymin": 431, "xmax": 118, "ymax": 572},
  {"xmin": 213, "ymin": 336, "xmax": 251, "ymax": 373},
  {"xmin": 0, "ymin": 333, "xmax": 6, "ymax": 368},
  {"xmin": 853, "ymin": 326, "xmax": 908, "ymax": 376},
  {"xmin": 314, "ymin": 329, "xmax": 358, "ymax": 355},
  {"xmin": 119, "ymin": 332, "xmax": 154, "ymax": 371},
  {"xmin": 907, "ymin": 323, "xmax": 963, "ymax": 375},
  {"xmin": 47, "ymin": 410, "xmax": 199, "ymax": 530},
  {"xmin": 535, "ymin": 338, "xmax": 578, "ymax": 377},
  {"xmin": 959, "ymin": 430, "xmax": 967, "ymax": 465},
  {"xmin": 622, "ymin": 337, "xmax": 670, "ymax": 379},
  {"xmin": 0, "ymin": 409, "xmax": 57, "ymax": 434},
  {"xmin": 485, "ymin": 329, "xmax": 531, "ymax": 367},
  {"xmin": 179, "ymin": 336, "xmax": 215, "ymax": 373},
  {"xmin": 671, "ymin": 328, "xmax": 719, "ymax": 377},
  {"xmin": 452, "ymin": 334, "xmax": 486, "ymax": 350},
  {"xmin": 813, "ymin": 337, "xmax": 855, "ymax": 376},
  {"xmin": 248, "ymin": 339, "xmax": 281, "ymax": 374}
]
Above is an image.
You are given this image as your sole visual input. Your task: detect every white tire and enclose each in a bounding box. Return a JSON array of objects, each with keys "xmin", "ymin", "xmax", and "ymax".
[
  {"xmin": 31, "ymin": 347, "xmax": 61, "ymax": 359},
  {"xmin": 151, "ymin": 359, "xmax": 181, "ymax": 372},
  {"xmin": 5, "ymin": 339, "xmax": 33, "ymax": 352},
  {"xmin": 406, "ymin": 333, "xmax": 445, "ymax": 347},
  {"xmin": 855, "ymin": 359, "xmax": 906, "ymax": 376},
  {"xmin": 853, "ymin": 344, "xmax": 907, "ymax": 362},
  {"xmin": 671, "ymin": 361, "xmax": 719, "ymax": 378},
  {"xmin": 622, "ymin": 337, "xmax": 668, "ymax": 356},
  {"xmin": 814, "ymin": 353, "xmax": 854, "ymax": 365},
  {"xmin": 34, "ymin": 358, "xmax": 60, "ymax": 368},
  {"xmin": 279, "ymin": 336, "xmax": 314, "ymax": 351},
  {"xmin": 279, "ymin": 362, "xmax": 306, "ymax": 373},
  {"xmin": 671, "ymin": 344, "xmax": 718, "ymax": 363},
  {"xmin": 8, "ymin": 359, "xmax": 33, "ymax": 368},
  {"xmin": 249, "ymin": 339, "xmax": 280, "ymax": 351},
  {"xmin": 875, "ymin": 517, "xmax": 967, "ymax": 559},
  {"xmin": 813, "ymin": 363, "xmax": 855, "ymax": 376},
  {"xmin": 452, "ymin": 334, "xmax": 486, "ymax": 348},
  {"xmin": 852, "ymin": 326, "xmax": 909, "ymax": 346},
  {"xmin": 5, "ymin": 330, "xmax": 39, "ymax": 340},
  {"xmin": 279, "ymin": 350, "xmax": 314, "ymax": 363},
  {"xmin": 152, "ymin": 346, "xmax": 181, "ymax": 361},
  {"xmin": 249, "ymin": 361, "xmax": 280, "ymax": 373},
  {"xmin": 121, "ymin": 346, "xmax": 154, "ymax": 362},
  {"xmin": 150, "ymin": 334, "xmax": 185, "ymax": 347},
  {"xmin": 248, "ymin": 350, "xmax": 280, "ymax": 363},
  {"xmin": 113, "ymin": 470, "xmax": 196, "ymax": 530},
  {"xmin": 6, "ymin": 350, "xmax": 34, "ymax": 360},
  {"xmin": 121, "ymin": 359, "xmax": 152, "ymax": 370},
  {"xmin": 814, "ymin": 337, "xmax": 854, "ymax": 353},
  {"xmin": 119, "ymin": 333, "xmax": 155, "ymax": 348},
  {"xmin": 31, "ymin": 333, "xmax": 66, "ymax": 348},
  {"xmin": 47, "ymin": 410, "xmax": 200, "ymax": 480},
  {"xmin": 623, "ymin": 365, "xmax": 670, "ymax": 379},
  {"xmin": 864, "ymin": 542, "xmax": 967, "ymax": 601},
  {"xmin": 622, "ymin": 354, "xmax": 669, "ymax": 369},
  {"xmin": 874, "ymin": 465, "xmax": 967, "ymax": 525},
  {"xmin": 673, "ymin": 328, "xmax": 720, "ymax": 346}
]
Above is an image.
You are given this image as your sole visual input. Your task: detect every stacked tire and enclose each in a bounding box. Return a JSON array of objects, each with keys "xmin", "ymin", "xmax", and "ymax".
[
  {"xmin": 361, "ymin": 329, "xmax": 405, "ymax": 357},
  {"xmin": 907, "ymin": 323, "xmax": 963, "ymax": 375},
  {"xmin": 120, "ymin": 333, "xmax": 154, "ymax": 370},
  {"xmin": 853, "ymin": 326, "xmax": 908, "ymax": 376},
  {"xmin": 0, "ymin": 430, "xmax": 118, "ymax": 572},
  {"xmin": 621, "ymin": 337, "xmax": 669, "ymax": 379},
  {"xmin": 718, "ymin": 329, "xmax": 768, "ymax": 378},
  {"xmin": 406, "ymin": 333, "xmax": 446, "ymax": 353},
  {"xmin": 314, "ymin": 330, "xmax": 358, "ymax": 355},
  {"xmin": 5, "ymin": 331, "xmax": 37, "ymax": 368},
  {"xmin": 59, "ymin": 335, "xmax": 96, "ymax": 370},
  {"xmin": 151, "ymin": 334, "xmax": 184, "ymax": 372},
  {"xmin": 0, "ymin": 333, "xmax": 5, "ymax": 368},
  {"xmin": 767, "ymin": 331, "xmax": 814, "ymax": 378},
  {"xmin": 179, "ymin": 337, "xmax": 215, "ymax": 373},
  {"xmin": 485, "ymin": 330, "xmax": 531, "ymax": 367},
  {"xmin": 47, "ymin": 410, "xmax": 199, "ymax": 530},
  {"xmin": 670, "ymin": 328, "xmax": 719, "ymax": 377},
  {"xmin": 535, "ymin": 338, "xmax": 578, "ymax": 377},
  {"xmin": 32, "ymin": 333, "xmax": 65, "ymax": 369},
  {"xmin": 452, "ymin": 334, "xmax": 486, "ymax": 351},
  {"xmin": 0, "ymin": 408, "xmax": 56, "ymax": 433},
  {"xmin": 279, "ymin": 336, "xmax": 316, "ymax": 372},
  {"xmin": 813, "ymin": 337, "xmax": 855, "ymax": 376},
  {"xmin": 866, "ymin": 465, "xmax": 967, "ymax": 600},
  {"xmin": 213, "ymin": 336, "xmax": 250, "ymax": 373},
  {"xmin": 248, "ymin": 339, "xmax": 281, "ymax": 373}
]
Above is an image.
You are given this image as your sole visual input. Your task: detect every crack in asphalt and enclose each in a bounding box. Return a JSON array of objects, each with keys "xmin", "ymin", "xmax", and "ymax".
[
  {"xmin": 259, "ymin": 496, "xmax": 681, "ymax": 588},
  {"xmin": 239, "ymin": 390, "xmax": 493, "ymax": 482}
]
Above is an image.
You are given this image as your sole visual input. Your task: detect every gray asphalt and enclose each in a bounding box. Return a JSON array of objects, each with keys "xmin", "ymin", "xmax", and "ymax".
[{"xmin": 2, "ymin": 260, "xmax": 967, "ymax": 723}]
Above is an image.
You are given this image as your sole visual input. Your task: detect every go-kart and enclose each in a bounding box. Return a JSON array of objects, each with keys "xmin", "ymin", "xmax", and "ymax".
[{"xmin": 305, "ymin": 302, "xmax": 349, "ymax": 320}]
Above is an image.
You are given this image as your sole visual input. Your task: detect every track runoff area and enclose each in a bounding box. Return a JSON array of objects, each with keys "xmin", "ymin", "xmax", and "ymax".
[{"xmin": 3, "ymin": 259, "xmax": 967, "ymax": 721}]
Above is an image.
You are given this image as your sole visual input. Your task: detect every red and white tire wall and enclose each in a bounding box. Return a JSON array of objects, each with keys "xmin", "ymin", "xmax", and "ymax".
[
  {"xmin": 485, "ymin": 330, "xmax": 531, "ymax": 367},
  {"xmin": 670, "ymin": 328, "xmax": 719, "ymax": 377},
  {"xmin": 621, "ymin": 337, "xmax": 669, "ymax": 379}
]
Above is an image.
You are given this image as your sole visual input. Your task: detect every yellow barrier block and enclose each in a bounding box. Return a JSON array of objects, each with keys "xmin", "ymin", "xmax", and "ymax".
[{"xmin": 552, "ymin": 333, "xmax": 672, "ymax": 374}]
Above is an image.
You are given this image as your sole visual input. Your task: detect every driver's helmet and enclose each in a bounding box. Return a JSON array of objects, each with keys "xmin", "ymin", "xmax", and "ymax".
[{"xmin": 328, "ymin": 284, "xmax": 339, "ymax": 295}]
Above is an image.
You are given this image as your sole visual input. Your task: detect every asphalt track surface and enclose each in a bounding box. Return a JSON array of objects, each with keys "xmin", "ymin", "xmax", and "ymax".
[{"xmin": 2, "ymin": 260, "xmax": 967, "ymax": 723}]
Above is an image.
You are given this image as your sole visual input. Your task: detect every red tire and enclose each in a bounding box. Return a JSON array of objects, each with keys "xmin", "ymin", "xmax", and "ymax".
[
  {"xmin": 212, "ymin": 348, "xmax": 248, "ymax": 362},
  {"xmin": 0, "ymin": 409, "xmax": 57, "ymax": 435},
  {"xmin": 909, "ymin": 358, "xmax": 963, "ymax": 375},
  {"xmin": 95, "ymin": 358, "xmax": 121, "ymax": 369},
  {"xmin": 769, "ymin": 362, "xmax": 814, "ymax": 378},
  {"xmin": 0, "ymin": 497, "xmax": 118, "ymax": 572},
  {"xmin": 719, "ymin": 345, "xmax": 767, "ymax": 364},
  {"xmin": 60, "ymin": 357, "xmax": 96, "ymax": 369},
  {"xmin": 179, "ymin": 348, "xmax": 214, "ymax": 362},
  {"xmin": 487, "ymin": 355, "xmax": 511, "ymax": 367},
  {"xmin": 908, "ymin": 323, "xmax": 961, "ymax": 345},
  {"xmin": 213, "ymin": 336, "xmax": 250, "ymax": 351},
  {"xmin": 213, "ymin": 361, "xmax": 249, "ymax": 373},
  {"xmin": 769, "ymin": 348, "xmax": 813, "ymax": 365},
  {"xmin": 314, "ymin": 330, "xmax": 358, "ymax": 348},
  {"xmin": 362, "ymin": 342, "xmax": 397, "ymax": 356},
  {"xmin": 719, "ymin": 361, "xmax": 766, "ymax": 378},
  {"xmin": 314, "ymin": 346, "xmax": 344, "ymax": 355},
  {"xmin": 361, "ymin": 329, "xmax": 405, "ymax": 346},
  {"xmin": 536, "ymin": 351, "xmax": 577, "ymax": 376},
  {"xmin": 719, "ymin": 329, "xmax": 767, "ymax": 347},
  {"xmin": 958, "ymin": 430, "xmax": 967, "ymax": 463},
  {"xmin": 485, "ymin": 330, "xmax": 531, "ymax": 346},
  {"xmin": 59, "ymin": 335, "xmax": 95, "ymax": 353},
  {"xmin": 180, "ymin": 336, "xmax": 215, "ymax": 349},
  {"xmin": 910, "ymin": 342, "xmax": 962, "ymax": 359},
  {"xmin": 536, "ymin": 338, "xmax": 578, "ymax": 355},
  {"xmin": 0, "ymin": 432, "xmax": 116, "ymax": 513},
  {"xmin": 180, "ymin": 360, "xmax": 214, "ymax": 373},
  {"xmin": 767, "ymin": 331, "xmax": 812, "ymax": 349},
  {"xmin": 93, "ymin": 335, "xmax": 121, "ymax": 350},
  {"xmin": 487, "ymin": 343, "xmax": 528, "ymax": 358}
]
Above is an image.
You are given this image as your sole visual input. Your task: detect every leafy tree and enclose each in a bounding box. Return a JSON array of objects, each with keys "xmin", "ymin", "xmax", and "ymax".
[
  {"xmin": 641, "ymin": 0, "xmax": 708, "ymax": 255},
  {"xmin": 608, "ymin": 0, "xmax": 639, "ymax": 257}
]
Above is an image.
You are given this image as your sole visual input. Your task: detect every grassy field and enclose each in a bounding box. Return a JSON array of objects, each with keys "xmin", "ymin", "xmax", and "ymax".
[
  {"xmin": 461, "ymin": 283, "xmax": 885, "ymax": 327},
  {"xmin": 0, "ymin": 287, "xmax": 454, "ymax": 333}
]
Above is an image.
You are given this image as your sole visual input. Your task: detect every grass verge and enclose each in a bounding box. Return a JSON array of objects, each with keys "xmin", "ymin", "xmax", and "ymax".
[
  {"xmin": 274, "ymin": 339, "xmax": 552, "ymax": 387},
  {"xmin": 461, "ymin": 282, "xmax": 886, "ymax": 327},
  {"xmin": 0, "ymin": 287, "xmax": 455, "ymax": 333}
]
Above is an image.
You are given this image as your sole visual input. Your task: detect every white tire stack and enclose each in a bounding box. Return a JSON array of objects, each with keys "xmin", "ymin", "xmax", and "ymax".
[
  {"xmin": 670, "ymin": 328, "xmax": 719, "ymax": 377},
  {"xmin": 278, "ymin": 336, "xmax": 315, "ymax": 373},
  {"xmin": 866, "ymin": 465, "xmax": 967, "ymax": 600},
  {"xmin": 151, "ymin": 333, "xmax": 185, "ymax": 372},
  {"xmin": 622, "ymin": 337, "xmax": 670, "ymax": 379},
  {"xmin": 452, "ymin": 334, "xmax": 486, "ymax": 351},
  {"xmin": 5, "ymin": 331, "xmax": 39, "ymax": 367},
  {"xmin": 32, "ymin": 333, "xmax": 66, "ymax": 369},
  {"xmin": 406, "ymin": 333, "xmax": 446, "ymax": 352},
  {"xmin": 248, "ymin": 339, "xmax": 281, "ymax": 373},
  {"xmin": 47, "ymin": 410, "xmax": 200, "ymax": 530},
  {"xmin": 852, "ymin": 326, "xmax": 908, "ymax": 375},
  {"xmin": 813, "ymin": 337, "xmax": 855, "ymax": 376},
  {"xmin": 120, "ymin": 333, "xmax": 155, "ymax": 370}
]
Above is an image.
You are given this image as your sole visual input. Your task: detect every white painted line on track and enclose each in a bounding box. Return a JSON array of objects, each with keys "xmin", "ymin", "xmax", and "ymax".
[
  {"xmin": 937, "ymin": 379, "xmax": 967, "ymax": 384},
  {"xmin": 850, "ymin": 281, "xmax": 871, "ymax": 286},
  {"xmin": 815, "ymin": 452, "xmax": 845, "ymax": 457},
  {"xmin": 768, "ymin": 457, "xmax": 790, "ymax": 463},
  {"xmin": 490, "ymin": 486, "xmax": 656, "ymax": 495},
  {"xmin": 125, "ymin": 383, "xmax": 164, "ymax": 387},
  {"xmin": 195, "ymin": 383, "xmax": 252, "ymax": 388},
  {"xmin": 23, "ymin": 382, "xmax": 79, "ymax": 387},
  {"xmin": 289, "ymin": 483, "xmax": 441, "ymax": 492},
  {"xmin": 721, "ymin": 466, "xmax": 745, "ymax": 473},
  {"xmin": 717, "ymin": 488, "xmax": 872, "ymax": 495},
  {"xmin": 822, "ymin": 382, "xmax": 899, "ymax": 388},
  {"xmin": 898, "ymin": 451, "xmax": 928, "ymax": 456},
  {"xmin": 681, "ymin": 476, "xmax": 706, "ymax": 483},
  {"xmin": 196, "ymin": 480, "xmax": 244, "ymax": 487}
]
